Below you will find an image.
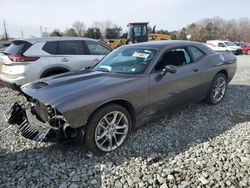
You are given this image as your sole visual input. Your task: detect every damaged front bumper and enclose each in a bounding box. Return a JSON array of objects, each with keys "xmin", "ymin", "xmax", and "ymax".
[{"xmin": 6, "ymin": 102, "xmax": 65, "ymax": 142}]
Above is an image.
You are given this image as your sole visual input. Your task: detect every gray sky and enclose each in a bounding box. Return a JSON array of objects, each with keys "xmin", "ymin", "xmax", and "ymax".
[{"xmin": 1, "ymin": 0, "xmax": 249, "ymax": 38}]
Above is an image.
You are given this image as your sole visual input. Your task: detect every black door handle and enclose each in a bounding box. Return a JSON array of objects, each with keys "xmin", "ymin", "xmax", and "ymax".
[
  {"xmin": 93, "ymin": 58, "xmax": 100, "ymax": 62},
  {"xmin": 61, "ymin": 58, "xmax": 69, "ymax": 62},
  {"xmin": 193, "ymin": 68, "xmax": 199, "ymax": 72}
]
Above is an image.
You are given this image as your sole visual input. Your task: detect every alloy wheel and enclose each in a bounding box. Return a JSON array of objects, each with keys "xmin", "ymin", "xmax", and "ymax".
[
  {"xmin": 94, "ymin": 111, "xmax": 129, "ymax": 152},
  {"xmin": 212, "ymin": 77, "xmax": 226, "ymax": 102}
]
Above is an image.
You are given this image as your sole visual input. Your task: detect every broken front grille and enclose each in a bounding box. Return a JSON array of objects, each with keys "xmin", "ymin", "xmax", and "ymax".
[{"xmin": 6, "ymin": 102, "xmax": 63, "ymax": 141}]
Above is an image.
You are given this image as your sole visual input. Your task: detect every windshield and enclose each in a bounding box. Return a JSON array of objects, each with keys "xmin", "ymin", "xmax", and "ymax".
[
  {"xmin": 94, "ymin": 47, "xmax": 157, "ymax": 74},
  {"xmin": 224, "ymin": 41, "xmax": 237, "ymax": 47}
]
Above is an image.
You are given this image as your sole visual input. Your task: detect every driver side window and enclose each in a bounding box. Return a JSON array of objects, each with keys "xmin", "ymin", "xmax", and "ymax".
[
  {"xmin": 218, "ymin": 43, "xmax": 226, "ymax": 47},
  {"xmin": 155, "ymin": 48, "xmax": 191, "ymax": 71}
]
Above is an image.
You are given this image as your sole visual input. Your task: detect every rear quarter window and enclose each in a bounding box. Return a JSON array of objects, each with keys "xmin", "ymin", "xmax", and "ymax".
[
  {"xmin": 85, "ymin": 40, "xmax": 111, "ymax": 55},
  {"xmin": 42, "ymin": 41, "xmax": 57, "ymax": 54},
  {"xmin": 4, "ymin": 41, "xmax": 32, "ymax": 55},
  {"xmin": 188, "ymin": 46, "xmax": 205, "ymax": 61}
]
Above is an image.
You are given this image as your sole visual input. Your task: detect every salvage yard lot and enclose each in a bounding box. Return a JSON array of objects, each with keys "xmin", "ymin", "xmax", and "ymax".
[{"xmin": 0, "ymin": 55, "xmax": 249, "ymax": 188}]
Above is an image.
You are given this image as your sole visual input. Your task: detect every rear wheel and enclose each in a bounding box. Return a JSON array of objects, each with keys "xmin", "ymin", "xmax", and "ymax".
[
  {"xmin": 41, "ymin": 70, "xmax": 68, "ymax": 78},
  {"xmin": 84, "ymin": 104, "xmax": 132, "ymax": 155},
  {"xmin": 205, "ymin": 73, "xmax": 228, "ymax": 105}
]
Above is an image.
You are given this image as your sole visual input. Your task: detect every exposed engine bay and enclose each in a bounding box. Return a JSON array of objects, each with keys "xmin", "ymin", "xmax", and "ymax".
[{"xmin": 6, "ymin": 97, "xmax": 83, "ymax": 142}]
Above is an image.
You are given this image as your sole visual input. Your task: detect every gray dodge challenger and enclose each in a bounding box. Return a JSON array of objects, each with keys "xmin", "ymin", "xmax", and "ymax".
[{"xmin": 7, "ymin": 40, "xmax": 237, "ymax": 154}]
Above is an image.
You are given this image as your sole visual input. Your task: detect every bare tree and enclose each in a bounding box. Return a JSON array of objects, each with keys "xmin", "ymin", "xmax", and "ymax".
[
  {"xmin": 50, "ymin": 29, "xmax": 62, "ymax": 37},
  {"xmin": 224, "ymin": 19, "xmax": 238, "ymax": 41},
  {"xmin": 92, "ymin": 21, "xmax": 106, "ymax": 36},
  {"xmin": 186, "ymin": 23, "xmax": 200, "ymax": 41},
  {"xmin": 85, "ymin": 27, "xmax": 101, "ymax": 39},
  {"xmin": 64, "ymin": 28, "xmax": 78, "ymax": 37},
  {"xmin": 178, "ymin": 17, "xmax": 250, "ymax": 42},
  {"xmin": 238, "ymin": 17, "xmax": 250, "ymax": 42},
  {"xmin": 105, "ymin": 25, "xmax": 122, "ymax": 39},
  {"xmin": 104, "ymin": 20, "xmax": 112, "ymax": 30},
  {"xmin": 92, "ymin": 20, "xmax": 120, "ymax": 37},
  {"xmin": 72, "ymin": 21, "xmax": 86, "ymax": 37},
  {"xmin": 41, "ymin": 31, "xmax": 49, "ymax": 37}
]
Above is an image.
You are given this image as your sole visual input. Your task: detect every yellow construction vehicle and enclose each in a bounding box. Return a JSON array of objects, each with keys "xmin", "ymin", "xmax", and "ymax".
[
  {"xmin": 108, "ymin": 22, "xmax": 171, "ymax": 49},
  {"xmin": 108, "ymin": 38, "xmax": 127, "ymax": 49},
  {"xmin": 148, "ymin": 33, "xmax": 171, "ymax": 41}
]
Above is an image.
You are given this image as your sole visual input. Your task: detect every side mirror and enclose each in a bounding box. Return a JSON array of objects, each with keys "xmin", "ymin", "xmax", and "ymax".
[{"xmin": 160, "ymin": 65, "xmax": 177, "ymax": 76}]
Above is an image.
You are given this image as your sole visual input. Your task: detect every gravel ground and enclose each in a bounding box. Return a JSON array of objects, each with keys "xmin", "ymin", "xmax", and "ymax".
[{"xmin": 0, "ymin": 55, "xmax": 249, "ymax": 188}]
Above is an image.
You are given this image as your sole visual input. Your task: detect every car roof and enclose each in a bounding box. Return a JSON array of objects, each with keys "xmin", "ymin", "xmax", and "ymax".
[
  {"xmin": 121, "ymin": 40, "xmax": 215, "ymax": 54},
  {"xmin": 13, "ymin": 37, "xmax": 97, "ymax": 44},
  {"xmin": 123, "ymin": 40, "xmax": 205, "ymax": 48}
]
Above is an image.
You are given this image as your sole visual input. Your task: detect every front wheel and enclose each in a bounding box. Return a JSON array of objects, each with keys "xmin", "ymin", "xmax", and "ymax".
[
  {"xmin": 204, "ymin": 73, "xmax": 228, "ymax": 105},
  {"xmin": 84, "ymin": 104, "xmax": 132, "ymax": 155}
]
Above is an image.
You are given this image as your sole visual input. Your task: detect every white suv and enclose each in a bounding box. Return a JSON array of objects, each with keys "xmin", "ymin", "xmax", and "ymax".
[
  {"xmin": 0, "ymin": 37, "xmax": 111, "ymax": 89},
  {"xmin": 206, "ymin": 40, "xmax": 242, "ymax": 55}
]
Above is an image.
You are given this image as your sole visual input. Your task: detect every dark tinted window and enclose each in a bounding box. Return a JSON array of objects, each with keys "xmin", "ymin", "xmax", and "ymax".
[
  {"xmin": 57, "ymin": 40, "xmax": 86, "ymax": 55},
  {"xmin": 218, "ymin": 43, "xmax": 225, "ymax": 47},
  {"xmin": 86, "ymin": 41, "xmax": 111, "ymax": 55},
  {"xmin": 188, "ymin": 46, "xmax": 205, "ymax": 61},
  {"xmin": 4, "ymin": 40, "xmax": 32, "ymax": 55},
  {"xmin": 42, "ymin": 41, "xmax": 57, "ymax": 54}
]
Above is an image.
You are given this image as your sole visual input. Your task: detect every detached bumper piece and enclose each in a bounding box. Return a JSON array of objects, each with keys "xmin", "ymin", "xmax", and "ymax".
[{"xmin": 6, "ymin": 102, "xmax": 56, "ymax": 141}]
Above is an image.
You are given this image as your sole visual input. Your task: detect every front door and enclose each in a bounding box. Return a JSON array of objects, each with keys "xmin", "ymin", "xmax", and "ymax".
[{"xmin": 148, "ymin": 47, "xmax": 202, "ymax": 114}]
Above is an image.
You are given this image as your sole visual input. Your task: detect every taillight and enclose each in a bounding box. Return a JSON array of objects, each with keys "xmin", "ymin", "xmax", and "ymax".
[
  {"xmin": 0, "ymin": 80, "xmax": 5, "ymax": 87},
  {"xmin": 8, "ymin": 55, "xmax": 40, "ymax": 62}
]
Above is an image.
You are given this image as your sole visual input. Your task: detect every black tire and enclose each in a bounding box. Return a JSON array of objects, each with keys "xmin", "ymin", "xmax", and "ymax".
[
  {"xmin": 41, "ymin": 72, "xmax": 58, "ymax": 78},
  {"xmin": 84, "ymin": 104, "xmax": 132, "ymax": 155},
  {"xmin": 41, "ymin": 70, "xmax": 68, "ymax": 78},
  {"xmin": 204, "ymin": 73, "xmax": 228, "ymax": 105}
]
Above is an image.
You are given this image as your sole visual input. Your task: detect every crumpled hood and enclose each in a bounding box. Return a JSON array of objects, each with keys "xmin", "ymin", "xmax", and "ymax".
[{"xmin": 21, "ymin": 70, "xmax": 138, "ymax": 107}]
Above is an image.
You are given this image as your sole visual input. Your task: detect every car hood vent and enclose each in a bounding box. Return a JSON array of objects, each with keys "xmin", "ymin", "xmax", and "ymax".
[{"xmin": 31, "ymin": 82, "xmax": 49, "ymax": 89}]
